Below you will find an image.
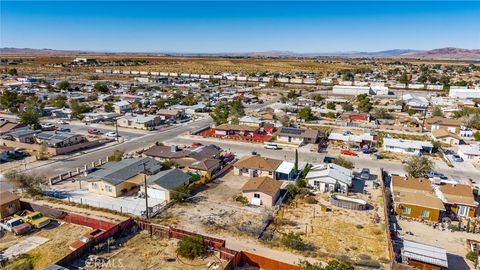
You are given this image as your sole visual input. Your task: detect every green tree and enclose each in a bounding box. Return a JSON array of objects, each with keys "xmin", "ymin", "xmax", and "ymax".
[
  {"xmin": 372, "ymin": 108, "xmax": 390, "ymax": 119},
  {"xmin": 431, "ymin": 106, "xmax": 444, "ymax": 117},
  {"xmin": 104, "ymin": 102, "xmax": 114, "ymax": 112},
  {"xmin": 50, "ymin": 95, "xmax": 68, "ymax": 108},
  {"xmin": 294, "ymin": 149, "xmax": 299, "ymax": 173},
  {"xmin": 4, "ymin": 171, "xmax": 44, "ymax": 196},
  {"xmin": 210, "ymin": 101, "xmax": 230, "ymax": 125},
  {"xmin": 333, "ymin": 156, "xmax": 354, "ymax": 169},
  {"xmin": 287, "ymin": 90, "xmax": 299, "ymax": 99},
  {"xmin": 398, "ymin": 72, "xmax": 410, "ymax": 85},
  {"xmin": 8, "ymin": 68, "xmax": 18, "ymax": 76},
  {"xmin": 312, "ymin": 94, "xmax": 324, "ymax": 103},
  {"xmin": 171, "ymin": 184, "xmax": 191, "ymax": 202},
  {"xmin": 176, "ymin": 236, "xmax": 206, "ymax": 260},
  {"xmin": 342, "ymin": 71, "xmax": 354, "ymax": 81},
  {"xmin": 404, "ymin": 156, "xmax": 434, "ymax": 178},
  {"xmin": 285, "ymin": 183, "xmax": 299, "ymax": 199},
  {"xmin": 474, "ymin": 131, "xmax": 480, "ymax": 142},
  {"xmin": 357, "ymin": 98, "xmax": 373, "ymax": 113},
  {"xmin": 341, "ymin": 103, "xmax": 353, "ymax": 112},
  {"xmin": 18, "ymin": 97, "xmax": 42, "ymax": 129},
  {"xmin": 56, "ymin": 80, "xmax": 70, "ymax": 90},
  {"xmin": 69, "ymin": 100, "xmax": 91, "ymax": 119},
  {"xmin": 0, "ymin": 90, "xmax": 22, "ymax": 112},
  {"xmin": 298, "ymin": 106, "xmax": 314, "ymax": 121},
  {"xmin": 109, "ymin": 150, "xmax": 124, "ymax": 161},
  {"xmin": 326, "ymin": 102, "xmax": 336, "ymax": 110},
  {"xmin": 280, "ymin": 94, "xmax": 288, "ymax": 103},
  {"xmin": 182, "ymin": 93, "xmax": 198, "ymax": 106},
  {"xmin": 94, "ymin": 82, "xmax": 109, "ymax": 93},
  {"xmin": 325, "ymin": 112, "xmax": 337, "ymax": 119}
]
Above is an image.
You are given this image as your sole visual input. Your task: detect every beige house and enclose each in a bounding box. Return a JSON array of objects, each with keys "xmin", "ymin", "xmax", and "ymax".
[
  {"xmin": 234, "ymin": 155, "xmax": 282, "ymax": 179},
  {"xmin": 241, "ymin": 176, "xmax": 282, "ymax": 207},
  {"xmin": 431, "ymin": 129, "xmax": 462, "ymax": 146},
  {"xmin": 85, "ymin": 157, "xmax": 163, "ymax": 197},
  {"xmin": 117, "ymin": 114, "xmax": 162, "ymax": 130},
  {"xmin": 0, "ymin": 191, "xmax": 20, "ymax": 218}
]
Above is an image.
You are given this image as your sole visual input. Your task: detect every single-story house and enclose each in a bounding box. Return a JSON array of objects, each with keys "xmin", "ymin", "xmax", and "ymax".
[
  {"xmin": 390, "ymin": 176, "xmax": 445, "ymax": 222},
  {"xmin": 117, "ymin": 114, "xmax": 162, "ymax": 130},
  {"xmin": 143, "ymin": 168, "xmax": 190, "ymax": 202},
  {"xmin": 0, "ymin": 191, "xmax": 21, "ymax": 218},
  {"xmin": 50, "ymin": 108, "xmax": 72, "ymax": 119},
  {"xmin": 35, "ymin": 132, "xmax": 87, "ymax": 148},
  {"xmin": 214, "ymin": 124, "xmax": 259, "ymax": 136},
  {"xmin": 241, "ymin": 176, "xmax": 282, "ymax": 207},
  {"xmin": 85, "ymin": 157, "xmax": 163, "ymax": 197},
  {"xmin": 276, "ymin": 127, "xmax": 319, "ymax": 145},
  {"xmin": 234, "ymin": 155, "xmax": 282, "ymax": 180},
  {"xmin": 113, "ymin": 100, "xmax": 131, "ymax": 114},
  {"xmin": 458, "ymin": 143, "xmax": 480, "ymax": 163},
  {"xmin": 1, "ymin": 128, "xmax": 38, "ymax": 143},
  {"xmin": 157, "ymin": 109, "xmax": 185, "ymax": 121},
  {"xmin": 401, "ymin": 240, "xmax": 448, "ymax": 270},
  {"xmin": 305, "ymin": 163, "xmax": 353, "ymax": 193},
  {"xmin": 383, "ymin": 138, "xmax": 433, "ymax": 155},
  {"xmin": 425, "ymin": 116, "xmax": 463, "ymax": 134},
  {"xmin": 439, "ymin": 184, "xmax": 478, "ymax": 219},
  {"xmin": 328, "ymin": 131, "xmax": 375, "ymax": 147},
  {"xmin": 339, "ymin": 112, "xmax": 370, "ymax": 122},
  {"xmin": 0, "ymin": 120, "xmax": 25, "ymax": 135},
  {"xmin": 431, "ymin": 129, "xmax": 462, "ymax": 146},
  {"xmin": 239, "ymin": 116, "xmax": 263, "ymax": 127}
]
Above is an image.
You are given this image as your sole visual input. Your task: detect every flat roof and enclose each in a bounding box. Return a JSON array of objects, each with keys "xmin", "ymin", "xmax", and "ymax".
[{"xmin": 402, "ymin": 240, "xmax": 448, "ymax": 267}]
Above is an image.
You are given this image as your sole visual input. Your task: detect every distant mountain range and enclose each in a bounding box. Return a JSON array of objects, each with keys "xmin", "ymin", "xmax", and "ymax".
[{"xmin": 1, "ymin": 47, "xmax": 479, "ymax": 60}]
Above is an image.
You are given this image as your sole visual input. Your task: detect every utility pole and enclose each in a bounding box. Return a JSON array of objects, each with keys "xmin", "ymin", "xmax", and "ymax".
[
  {"xmin": 142, "ymin": 162, "xmax": 149, "ymax": 219},
  {"xmin": 115, "ymin": 118, "xmax": 119, "ymax": 142}
]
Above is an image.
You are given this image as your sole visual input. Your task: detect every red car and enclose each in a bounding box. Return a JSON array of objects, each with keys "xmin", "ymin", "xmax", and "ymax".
[
  {"xmin": 88, "ymin": 128, "xmax": 101, "ymax": 135},
  {"xmin": 340, "ymin": 150, "xmax": 358, "ymax": 156}
]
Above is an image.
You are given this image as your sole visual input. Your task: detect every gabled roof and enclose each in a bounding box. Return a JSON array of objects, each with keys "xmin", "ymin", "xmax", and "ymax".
[
  {"xmin": 215, "ymin": 124, "xmax": 259, "ymax": 132},
  {"xmin": 147, "ymin": 168, "xmax": 190, "ymax": 190},
  {"xmin": 0, "ymin": 191, "xmax": 19, "ymax": 205},
  {"xmin": 425, "ymin": 116, "xmax": 462, "ymax": 127},
  {"xmin": 241, "ymin": 176, "xmax": 282, "ymax": 197},
  {"xmin": 234, "ymin": 155, "xmax": 282, "ymax": 171},
  {"xmin": 402, "ymin": 240, "xmax": 448, "ymax": 268},
  {"xmin": 86, "ymin": 157, "xmax": 163, "ymax": 186},
  {"xmin": 439, "ymin": 184, "xmax": 477, "ymax": 207},
  {"xmin": 431, "ymin": 129, "xmax": 461, "ymax": 140},
  {"xmin": 391, "ymin": 176, "xmax": 445, "ymax": 210},
  {"xmin": 305, "ymin": 163, "xmax": 353, "ymax": 186},
  {"xmin": 383, "ymin": 138, "xmax": 433, "ymax": 150},
  {"xmin": 277, "ymin": 127, "xmax": 319, "ymax": 140}
]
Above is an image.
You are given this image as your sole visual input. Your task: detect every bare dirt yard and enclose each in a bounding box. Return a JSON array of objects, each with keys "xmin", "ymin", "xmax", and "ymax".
[
  {"xmin": 397, "ymin": 219, "xmax": 478, "ymax": 270},
  {"xmin": 0, "ymin": 221, "xmax": 91, "ymax": 270},
  {"xmin": 264, "ymin": 178, "xmax": 390, "ymax": 268},
  {"xmin": 155, "ymin": 171, "xmax": 273, "ymax": 239},
  {"xmin": 82, "ymin": 231, "xmax": 228, "ymax": 270}
]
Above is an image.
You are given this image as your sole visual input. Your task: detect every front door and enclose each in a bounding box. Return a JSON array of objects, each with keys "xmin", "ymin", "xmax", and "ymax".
[{"xmin": 457, "ymin": 205, "xmax": 470, "ymax": 217}]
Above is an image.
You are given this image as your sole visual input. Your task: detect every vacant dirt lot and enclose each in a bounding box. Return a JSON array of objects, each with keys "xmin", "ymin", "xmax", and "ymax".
[
  {"xmin": 266, "ymin": 179, "xmax": 389, "ymax": 267},
  {"xmin": 83, "ymin": 231, "xmax": 227, "ymax": 270},
  {"xmin": 156, "ymin": 171, "xmax": 273, "ymax": 239},
  {"xmin": 0, "ymin": 221, "xmax": 90, "ymax": 270}
]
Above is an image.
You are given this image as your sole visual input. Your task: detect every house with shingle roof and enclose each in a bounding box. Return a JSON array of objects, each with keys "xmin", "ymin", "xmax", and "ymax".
[
  {"xmin": 438, "ymin": 184, "xmax": 478, "ymax": 218},
  {"xmin": 391, "ymin": 176, "xmax": 446, "ymax": 222},
  {"xmin": 241, "ymin": 176, "xmax": 282, "ymax": 207},
  {"xmin": 430, "ymin": 129, "xmax": 462, "ymax": 146},
  {"xmin": 142, "ymin": 168, "xmax": 191, "ymax": 202},
  {"xmin": 305, "ymin": 163, "xmax": 353, "ymax": 193},
  {"xmin": 234, "ymin": 155, "xmax": 294, "ymax": 180}
]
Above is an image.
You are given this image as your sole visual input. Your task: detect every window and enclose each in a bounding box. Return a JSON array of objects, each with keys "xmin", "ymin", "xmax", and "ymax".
[
  {"xmin": 457, "ymin": 205, "xmax": 470, "ymax": 217},
  {"xmin": 420, "ymin": 210, "xmax": 430, "ymax": 218},
  {"xmin": 92, "ymin": 183, "xmax": 98, "ymax": 190},
  {"xmin": 106, "ymin": 185, "xmax": 113, "ymax": 193},
  {"xmin": 402, "ymin": 207, "xmax": 411, "ymax": 215},
  {"xmin": 254, "ymin": 193, "xmax": 260, "ymax": 198},
  {"xmin": 268, "ymin": 171, "xmax": 273, "ymax": 175}
]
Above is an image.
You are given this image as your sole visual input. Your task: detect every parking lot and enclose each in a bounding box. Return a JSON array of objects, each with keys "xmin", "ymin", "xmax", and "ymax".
[
  {"xmin": 155, "ymin": 171, "xmax": 273, "ymax": 239},
  {"xmin": 0, "ymin": 220, "xmax": 90, "ymax": 270}
]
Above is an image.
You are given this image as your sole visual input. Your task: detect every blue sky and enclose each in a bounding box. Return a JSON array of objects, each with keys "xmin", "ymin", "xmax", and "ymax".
[{"xmin": 1, "ymin": 1, "xmax": 479, "ymax": 53}]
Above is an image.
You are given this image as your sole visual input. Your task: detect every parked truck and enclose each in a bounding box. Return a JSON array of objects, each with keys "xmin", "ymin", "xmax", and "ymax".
[
  {"xmin": 15, "ymin": 210, "xmax": 51, "ymax": 229},
  {"xmin": 0, "ymin": 217, "xmax": 33, "ymax": 235}
]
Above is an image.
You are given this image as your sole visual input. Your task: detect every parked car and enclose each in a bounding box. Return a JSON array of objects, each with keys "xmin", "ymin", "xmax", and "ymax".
[
  {"xmin": 15, "ymin": 210, "xmax": 51, "ymax": 229},
  {"xmin": 105, "ymin": 132, "xmax": 118, "ymax": 138},
  {"xmin": 323, "ymin": 156, "xmax": 336, "ymax": 163},
  {"xmin": 264, "ymin": 142, "xmax": 279, "ymax": 150},
  {"xmin": 57, "ymin": 127, "xmax": 71, "ymax": 132},
  {"xmin": 0, "ymin": 217, "xmax": 33, "ymax": 235},
  {"xmin": 56, "ymin": 120, "xmax": 68, "ymax": 125},
  {"xmin": 191, "ymin": 142, "xmax": 203, "ymax": 147},
  {"xmin": 360, "ymin": 168, "xmax": 370, "ymax": 180},
  {"xmin": 341, "ymin": 150, "xmax": 358, "ymax": 156},
  {"xmin": 426, "ymin": 171, "xmax": 448, "ymax": 180},
  {"xmin": 88, "ymin": 128, "xmax": 101, "ymax": 134},
  {"xmin": 452, "ymin": 155, "xmax": 463, "ymax": 162},
  {"xmin": 69, "ymin": 228, "xmax": 106, "ymax": 251},
  {"xmin": 41, "ymin": 123, "xmax": 56, "ymax": 131}
]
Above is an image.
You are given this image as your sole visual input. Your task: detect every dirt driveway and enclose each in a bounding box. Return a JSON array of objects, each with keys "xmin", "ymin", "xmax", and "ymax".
[{"xmin": 156, "ymin": 171, "xmax": 273, "ymax": 239}]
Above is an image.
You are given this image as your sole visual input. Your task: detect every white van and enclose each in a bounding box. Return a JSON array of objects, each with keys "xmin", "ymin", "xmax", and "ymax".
[{"xmin": 264, "ymin": 142, "xmax": 279, "ymax": 150}]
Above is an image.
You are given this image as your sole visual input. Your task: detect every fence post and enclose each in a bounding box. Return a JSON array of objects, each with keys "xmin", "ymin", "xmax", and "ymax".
[{"xmin": 91, "ymin": 161, "xmax": 95, "ymax": 167}]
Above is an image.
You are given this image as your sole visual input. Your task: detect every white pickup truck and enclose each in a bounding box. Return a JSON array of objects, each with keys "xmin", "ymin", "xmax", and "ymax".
[{"xmin": 0, "ymin": 217, "xmax": 33, "ymax": 235}]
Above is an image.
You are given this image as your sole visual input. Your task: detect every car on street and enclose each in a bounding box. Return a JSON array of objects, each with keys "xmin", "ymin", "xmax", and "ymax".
[
  {"xmin": 264, "ymin": 142, "xmax": 279, "ymax": 150},
  {"xmin": 341, "ymin": 150, "xmax": 358, "ymax": 156},
  {"xmin": 452, "ymin": 155, "xmax": 464, "ymax": 162},
  {"xmin": 57, "ymin": 127, "xmax": 71, "ymax": 132},
  {"xmin": 69, "ymin": 228, "xmax": 106, "ymax": 250},
  {"xmin": 88, "ymin": 128, "xmax": 101, "ymax": 134},
  {"xmin": 56, "ymin": 120, "xmax": 68, "ymax": 125},
  {"xmin": 426, "ymin": 171, "xmax": 448, "ymax": 180},
  {"xmin": 105, "ymin": 131, "xmax": 118, "ymax": 138},
  {"xmin": 41, "ymin": 123, "xmax": 56, "ymax": 131},
  {"xmin": 360, "ymin": 168, "xmax": 370, "ymax": 180}
]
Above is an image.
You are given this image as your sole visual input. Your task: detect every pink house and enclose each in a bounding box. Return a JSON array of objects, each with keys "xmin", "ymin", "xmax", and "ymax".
[{"xmin": 241, "ymin": 177, "xmax": 282, "ymax": 207}]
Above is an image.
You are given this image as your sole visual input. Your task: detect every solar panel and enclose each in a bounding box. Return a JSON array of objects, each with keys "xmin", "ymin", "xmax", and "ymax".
[{"xmin": 281, "ymin": 127, "xmax": 304, "ymax": 135}]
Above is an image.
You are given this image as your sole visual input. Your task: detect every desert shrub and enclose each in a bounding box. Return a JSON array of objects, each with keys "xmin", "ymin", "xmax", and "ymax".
[
  {"xmin": 4, "ymin": 254, "xmax": 34, "ymax": 270},
  {"xmin": 298, "ymin": 259, "xmax": 354, "ymax": 270},
  {"xmin": 235, "ymin": 195, "xmax": 248, "ymax": 205},
  {"xmin": 466, "ymin": 251, "xmax": 478, "ymax": 263},
  {"xmin": 176, "ymin": 236, "xmax": 206, "ymax": 259},
  {"xmin": 355, "ymin": 260, "xmax": 381, "ymax": 268},
  {"xmin": 305, "ymin": 196, "xmax": 318, "ymax": 204},
  {"xmin": 109, "ymin": 150, "xmax": 124, "ymax": 161},
  {"xmin": 356, "ymin": 224, "xmax": 364, "ymax": 229},
  {"xmin": 281, "ymin": 232, "xmax": 307, "ymax": 251}
]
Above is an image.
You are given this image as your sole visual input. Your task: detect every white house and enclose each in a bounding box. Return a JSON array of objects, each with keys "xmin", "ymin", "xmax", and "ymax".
[
  {"xmin": 458, "ymin": 144, "xmax": 480, "ymax": 163},
  {"xmin": 332, "ymin": 85, "xmax": 371, "ymax": 96},
  {"xmin": 402, "ymin": 94, "xmax": 429, "ymax": 110},
  {"xmin": 383, "ymin": 138, "xmax": 433, "ymax": 155},
  {"xmin": 305, "ymin": 163, "xmax": 353, "ymax": 193},
  {"xmin": 113, "ymin": 100, "xmax": 131, "ymax": 114},
  {"xmin": 448, "ymin": 86, "xmax": 480, "ymax": 99}
]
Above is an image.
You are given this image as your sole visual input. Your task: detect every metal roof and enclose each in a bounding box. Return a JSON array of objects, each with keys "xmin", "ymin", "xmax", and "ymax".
[{"xmin": 402, "ymin": 240, "xmax": 448, "ymax": 267}]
